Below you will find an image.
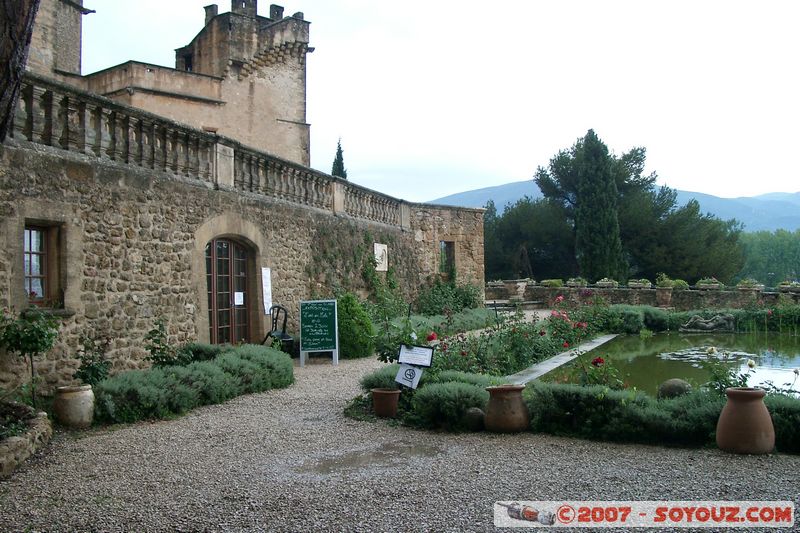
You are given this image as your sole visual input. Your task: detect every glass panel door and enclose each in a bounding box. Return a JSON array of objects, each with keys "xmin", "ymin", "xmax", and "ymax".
[{"xmin": 205, "ymin": 239, "xmax": 249, "ymax": 344}]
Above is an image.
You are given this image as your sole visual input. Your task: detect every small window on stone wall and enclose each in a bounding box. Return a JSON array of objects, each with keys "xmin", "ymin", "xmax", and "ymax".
[
  {"xmin": 439, "ymin": 240, "xmax": 455, "ymax": 278},
  {"xmin": 23, "ymin": 224, "xmax": 62, "ymax": 308}
]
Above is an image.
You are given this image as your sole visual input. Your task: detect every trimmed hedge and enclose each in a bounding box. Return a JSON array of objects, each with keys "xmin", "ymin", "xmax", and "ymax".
[
  {"xmin": 409, "ymin": 382, "xmax": 489, "ymax": 431},
  {"xmin": 337, "ymin": 293, "xmax": 376, "ymax": 359},
  {"xmin": 180, "ymin": 342, "xmax": 225, "ymax": 362},
  {"xmin": 94, "ymin": 344, "xmax": 294, "ymax": 424},
  {"xmin": 524, "ymin": 382, "xmax": 800, "ymax": 452}
]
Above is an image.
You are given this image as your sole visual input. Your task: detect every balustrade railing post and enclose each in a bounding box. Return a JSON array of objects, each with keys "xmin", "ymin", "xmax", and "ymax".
[
  {"xmin": 31, "ymin": 86, "xmax": 51, "ymax": 145},
  {"xmin": 99, "ymin": 108, "xmax": 114, "ymax": 159},
  {"xmin": 140, "ymin": 119, "xmax": 154, "ymax": 169},
  {"xmin": 213, "ymin": 141, "xmax": 235, "ymax": 189},
  {"xmin": 128, "ymin": 117, "xmax": 141, "ymax": 166},
  {"xmin": 13, "ymin": 82, "xmax": 33, "ymax": 140},
  {"xmin": 153, "ymin": 125, "xmax": 166, "ymax": 171}
]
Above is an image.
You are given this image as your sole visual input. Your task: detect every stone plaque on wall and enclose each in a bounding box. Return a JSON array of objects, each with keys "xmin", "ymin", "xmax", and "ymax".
[{"xmin": 374, "ymin": 243, "xmax": 388, "ymax": 272}]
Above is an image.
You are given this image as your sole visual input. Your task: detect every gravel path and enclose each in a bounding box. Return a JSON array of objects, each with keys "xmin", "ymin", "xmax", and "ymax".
[{"xmin": 1, "ymin": 357, "xmax": 798, "ymax": 532}]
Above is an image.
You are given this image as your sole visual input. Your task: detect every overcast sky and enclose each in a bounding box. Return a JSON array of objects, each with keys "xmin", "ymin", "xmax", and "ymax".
[{"xmin": 81, "ymin": 0, "xmax": 800, "ymax": 203}]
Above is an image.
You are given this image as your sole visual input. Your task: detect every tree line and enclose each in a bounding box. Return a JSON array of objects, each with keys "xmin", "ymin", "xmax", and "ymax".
[{"xmin": 485, "ymin": 130, "xmax": 747, "ymax": 284}]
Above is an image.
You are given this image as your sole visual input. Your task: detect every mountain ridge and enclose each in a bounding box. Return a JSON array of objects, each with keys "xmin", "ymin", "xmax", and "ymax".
[{"xmin": 429, "ymin": 182, "xmax": 800, "ymax": 232}]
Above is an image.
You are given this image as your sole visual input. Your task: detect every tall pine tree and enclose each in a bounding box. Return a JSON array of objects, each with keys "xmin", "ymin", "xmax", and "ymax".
[
  {"xmin": 573, "ymin": 130, "xmax": 626, "ymax": 281},
  {"xmin": 331, "ymin": 139, "xmax": 347, "ymax": 179}
]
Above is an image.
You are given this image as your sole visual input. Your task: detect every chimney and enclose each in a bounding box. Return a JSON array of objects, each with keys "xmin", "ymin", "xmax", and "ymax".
[
  {"xmin": 204, "ymin": 4, "xmax": 218, "ymax": 25},
  {"xmin": 270, "ymin": 4, "xmax": 284, "ymax": 20},
  {"xmin": 231, "ymin": 0, "xmax": 257, "ymax": 17}
]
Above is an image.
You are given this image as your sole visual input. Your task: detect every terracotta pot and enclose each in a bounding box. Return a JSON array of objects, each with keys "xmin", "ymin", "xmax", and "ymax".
[
  {"xmin": 716, "ymin": 387, "xmax": 775, "ymax": 454},
  {"xmin": 484, "ymin": 384, "xmax": 529, "ymax": 433},
  {"xmin": 371, "ymin": 388, "xmax": 401, "ymax": 418},
  {"xmin": 53, "ymin": 385, "xmax": 94, "ymax": 429}
]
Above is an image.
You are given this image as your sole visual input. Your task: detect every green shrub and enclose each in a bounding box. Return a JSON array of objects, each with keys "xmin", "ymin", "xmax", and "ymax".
[
  {"xmin": 416, "ymin": 279, "xmax": 482, "ymax": 315},
  {"xmin": 227, "ymin": 344, "xmax": 294, "ymax": 388},
  {"xmin": 540, "ymin": 279, "xmax": 564, "ymax": 288},
  {"xmin": 431, "ymin": 370, "xmax": 508, "ymax": 388},
  {"xmin": 359, "ymin": 364, "xmax": 400, "ymax": 392},
  {"xmin": 765, "ymin": 394, "xmax": 800, "ymax": 453},
  {"xmin": 409, "ymin": 382, "xmax": 489, "ymax": 430},
  {"xmin": 94, "ymin": 345, "xmax": 293, "ymax": 424},
  {"xmin": 337, "ymin": 293, "xmax": 376, "ymax": 359},
  {"xmin": 180, "ymin": 342, "xmax": 225, "ymax": 362},
  {"xmin": 525, "ymin": 383, "xmax": 800, "ymax": 452},
  {"xmin": 672, "ymin": 279, "xmax": 689, "ymax": 290},
  {"xmin": 525, "ymin": 382, "xmax": 713, "ymax": 446},
  {"xmin": 642, "ymin": 306, "xmax": 668, "ymax": 331}
]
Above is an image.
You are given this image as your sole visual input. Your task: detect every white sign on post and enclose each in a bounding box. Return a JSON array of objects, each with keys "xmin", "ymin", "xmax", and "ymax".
[
  {"xmin": 261, "ymin": 267, "xmax": 272, "ymax": 314},
  {"xmin": 398, "ymin": 344, "xmax": 434, "ymax": 368},
  {"xmin": 395, "ymin": 364, "xmax": 423, "ymax": 389}
]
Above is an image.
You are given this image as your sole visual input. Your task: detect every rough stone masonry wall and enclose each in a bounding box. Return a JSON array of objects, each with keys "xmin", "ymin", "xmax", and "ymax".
[
  {"xmin": 484, "ymin": 283, "xmax": 800, "ymax": 310},
  {"xmin": 0, "ymin": 143, "xmax": 484, "ymax": 393}
]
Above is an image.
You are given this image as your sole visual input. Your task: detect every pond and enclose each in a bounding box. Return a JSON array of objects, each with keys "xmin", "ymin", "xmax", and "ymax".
[{"xmin": 541, "ymin": 333, "xmax": 800, "ymax": 396}]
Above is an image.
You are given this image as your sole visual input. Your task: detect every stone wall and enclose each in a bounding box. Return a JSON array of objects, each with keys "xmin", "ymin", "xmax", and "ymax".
[
  {"xmin": 0, "ymin": 74, "xmax": 484, "ymax": 393},
  {"xmin": 485, "ymin": 282, "xmax": 800, "ymax": 310},
  {"xmin": 0, "ymin": 404, "xmax": 52, "ymax": 478}
]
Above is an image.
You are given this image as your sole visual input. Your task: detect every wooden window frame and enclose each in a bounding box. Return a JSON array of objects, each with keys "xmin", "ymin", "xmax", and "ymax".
[{"xmin": 23, "ymin": 224, "xmax": 62, "ymax": 308}]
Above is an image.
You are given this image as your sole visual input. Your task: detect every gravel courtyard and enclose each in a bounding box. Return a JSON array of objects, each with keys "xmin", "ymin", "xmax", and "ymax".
[{"xmin": 1, "ymin": 357, "xmax": 798, "ymax": 532}]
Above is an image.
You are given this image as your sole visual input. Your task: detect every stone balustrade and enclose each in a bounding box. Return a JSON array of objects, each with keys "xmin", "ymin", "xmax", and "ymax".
[{"xmin": 11, "ymin": 72, "xmax": 411, "ymax": 229}]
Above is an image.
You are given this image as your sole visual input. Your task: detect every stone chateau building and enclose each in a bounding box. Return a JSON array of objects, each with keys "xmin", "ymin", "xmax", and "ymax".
[{"xmin": 0, "ymin": 0, "xmax": 484, "ymax": 390}]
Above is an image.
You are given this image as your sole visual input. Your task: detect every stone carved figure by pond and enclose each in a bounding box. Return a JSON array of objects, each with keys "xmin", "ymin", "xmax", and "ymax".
[{"xmin": 679, "ymin": 314, "xmax": 735, "ymax": 332}]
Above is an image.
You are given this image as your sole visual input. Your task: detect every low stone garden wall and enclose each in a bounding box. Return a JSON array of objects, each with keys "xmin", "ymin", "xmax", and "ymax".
[
  {"xmin": 485, "ymin": 281, "xmax": 800, "ymax": 311},
  {"xmin": 0, "ymin": 403, "xmax": 53, "ymax": 478}
]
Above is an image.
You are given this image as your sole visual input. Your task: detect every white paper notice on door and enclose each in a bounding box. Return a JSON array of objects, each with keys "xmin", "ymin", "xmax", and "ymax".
[
  {"xmin": 261, "ymin": 267, "xmax": 272, "ymax": 314},
  {"xmin": 234, "ymin": 292, "xmax": 244, "ymax": 306}
]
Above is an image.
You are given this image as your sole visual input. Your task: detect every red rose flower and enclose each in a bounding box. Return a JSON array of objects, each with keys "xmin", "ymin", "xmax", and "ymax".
[
  {"xmin": 767, "ymin": 309, "xmax": 773, "ymax": 317},
  {"xmin": 562, "ymin": 341, "xmax": 569, "ymax": 348},
  {"xmin": 539, "ymin": 330, "xmax": 546, "ymax": 336},
  {"xmin": 591, "ymin": 357, "xmax": 605, "ymax": 367},
  {"xmin": 555, "ymin": 295, "xmax": 564, "ymax": 303},
  {"xmin": 426, "ymin": 332, "xmax": 438, "ymax": 342},
  {"xmin": 460, "ymin": 350, "xmax": 467, "ymax": 356}
]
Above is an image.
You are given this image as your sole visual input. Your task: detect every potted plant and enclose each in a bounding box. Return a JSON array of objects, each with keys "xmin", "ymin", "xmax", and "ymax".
[
  {"xmin": 594, "ymin": 277, "xmax": 619, "ymax": 288},
  {"xmin": 696, "ymin": 277, "xmax": 723, "ymax": 290},
  {"xmin": 736, "ymin": 278, "xmax": 764, "ymax": 292},
  {"xmin": 0, "ymin": 308, "xmax": 60, "ymax": 409},
  {"xmin": 778, "ymin": 281, "xmax": 800, "ymax": 293},
  {"xmin": 540, "ymin": 279, "xmax": 564, "ymax": 288},
  {"xmin": 654, "ymin": 273, "xmax": 673, "ymax": 307},
  {"xmin": 566, "ymin": 277, "xmax": 587, "ymax": 288},
  {"xmin": 627, "ymin": 278, "xmax": 652, "ymax": 289},
  {"xmin": 53, "ymin": 336, "xmax": 111, "ymax": 429},
  {"xmin": 371, "ymin": 386, "xmax": 401, "ymax": 418},
  {"xmin": 672, "ymin": 279, "xmax": 690, "ymax": 291}
]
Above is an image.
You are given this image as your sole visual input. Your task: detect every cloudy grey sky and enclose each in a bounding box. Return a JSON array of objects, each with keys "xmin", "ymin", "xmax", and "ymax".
[{"xmin": 81, "ymin": 0, "xmax": 799, "ymax": 203}]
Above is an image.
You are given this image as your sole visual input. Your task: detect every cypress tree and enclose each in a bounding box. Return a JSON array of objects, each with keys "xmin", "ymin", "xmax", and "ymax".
[
  {"xmin": 331, "ymin": 139, "xmax": 347, "ymax": 179},
  {"xmin": 574, "ymin": 130, "xmax": 626, "ymax": 281}
]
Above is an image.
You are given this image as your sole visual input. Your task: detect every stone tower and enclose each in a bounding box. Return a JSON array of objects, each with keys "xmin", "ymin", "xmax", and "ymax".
[{"xmin": 27, "ymin": 0, "xmax": 93, "ymax": 81}]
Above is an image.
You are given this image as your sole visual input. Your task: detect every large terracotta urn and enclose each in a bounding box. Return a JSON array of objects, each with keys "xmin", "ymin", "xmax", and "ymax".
[
  {"xmin": 485, "ymin": 384, "xmax": 529, "ymax": 433},
  {"xmin": 371, "ymin": 388, "xmax": 401, "ymax": 418},
  {"xmin": 53, "ymin": 385, "xmax": 95, "ymax": 429},
  {"xmin": 716, "ymin": 387, "xmax": 775, "ymax": 454}
]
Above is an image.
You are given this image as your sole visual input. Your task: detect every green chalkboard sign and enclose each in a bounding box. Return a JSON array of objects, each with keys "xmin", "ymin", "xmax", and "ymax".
[{"xmin": 299, "ymin": 299, "xmax": 339, "ymax": 353}]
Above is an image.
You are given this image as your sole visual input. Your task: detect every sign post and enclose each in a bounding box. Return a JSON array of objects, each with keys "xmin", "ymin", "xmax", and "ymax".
[
  {"xmin": 395, "ymin": 344, "xmax": 434, "ymax": 389},
  {"xmin": 299, "ymin": 299, "xmax": 339, "ymax": 367}
]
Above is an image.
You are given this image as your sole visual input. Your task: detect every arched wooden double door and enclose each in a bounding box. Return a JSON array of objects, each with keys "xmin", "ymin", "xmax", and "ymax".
[{"xmin": 205, "ymin": 238, "xmax": 250, "ymax": 344}]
